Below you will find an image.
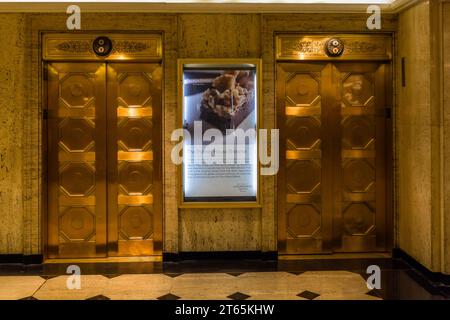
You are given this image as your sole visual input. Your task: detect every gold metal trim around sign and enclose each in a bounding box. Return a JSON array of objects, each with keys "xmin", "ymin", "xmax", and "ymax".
[{"xmin": 43, "ymin": 33, "xmax": 162, "ymax": 61}]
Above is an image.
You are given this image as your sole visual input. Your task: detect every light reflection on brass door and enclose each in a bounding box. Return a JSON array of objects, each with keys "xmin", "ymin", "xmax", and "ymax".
[
  {"xmin": 277, "ymin": 62, "xmax": 389, "ymax": 254},
  {"xmin": 47, "ymin": 63, "xmax": 107, "ymax": 258},
  {"xmin": 47, "ymin": 62, "xmax": 162, "ymax": 258}
]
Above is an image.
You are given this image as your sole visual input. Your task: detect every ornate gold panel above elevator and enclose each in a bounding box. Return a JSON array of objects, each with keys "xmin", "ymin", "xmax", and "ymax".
[
  {"xmin": 44, "ymin": 33, "xmax": 163, "ymax": 258},
  {"xmin": 276, "ymin": 34, "xmax": 393, "ymax": 254}
]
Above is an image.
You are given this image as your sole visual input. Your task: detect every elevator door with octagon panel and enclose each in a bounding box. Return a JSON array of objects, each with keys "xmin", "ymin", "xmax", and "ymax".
[
  {"xmin": 47, "ymin": 62, "xmax": 162, "ymax": 258},
  {"xmin": 277, "ymin": 62, "xmax": 389, "ymax": 254}
]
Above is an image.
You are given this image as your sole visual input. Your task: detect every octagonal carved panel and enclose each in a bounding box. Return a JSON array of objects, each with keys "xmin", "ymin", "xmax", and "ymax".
[
  {"xmin": 286, "ymin": 117, "xmax": 321, "ymax": 150},
  {"xmin": 286, "ymin": 73, "xmax": 320, "ymax": 106},
  {"xmin": 118, "ymin": 118, "xmax": 152, "ymax": 152},
  {"xmin": 59, "ymin": 118, "xmax": 95, "ymax": 152},
  {"xmin": 60, "ymin": 163, "xmax": 95, "ymax": 196},
  {"xmin": 118, "ymin": 161, "xmax": 153, "ymax": 195},
  {"xmin": 287, "ymin": 204, "xmax": 321, "ymax": 238},
  {"xmin": 343, "ymin": 202, "xmax": 375, "ymax": 235},
  {"xmin": 342, "ymin": 116, "xmax": 375, "ymax": 149},
  {"xmin": 342, "ymin": 74, "xmax": 374, "ymax": 107},
  {"xmin": 60, "ymin": 74, "xmax": 94, "ymax": 108},
  {"xmin": 59, "ymin": 207, "xmax": 95, "ymax": 241},
  {"xmin": 119, "ymin": 206, "xmax": 153, "ymax": 240},
  {"xmin": 286, "ymin": 160, "xmax": 321, "ymax": 194},
  {"xmin": 343, "ymin": 160, "xmax": 375, "ymax": 193},
  {"xmin": 118, "ymin": 73, "xmax": 153, "ymax": 107}
]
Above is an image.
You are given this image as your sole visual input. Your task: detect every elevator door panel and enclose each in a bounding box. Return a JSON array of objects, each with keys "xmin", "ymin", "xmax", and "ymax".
[
  {"xmin": 334, "ymin": 63, "xmax": 387, "ymax": 252},
  {"xmin": 47, "ymin": 63, "xmax": 107, "ymax": 258},
  {"xmin": 47, "ymin": 62, "xmax": 162, "ymax": 259},
  {"xmin": 277, "ymin": 62, "xmax": 389, "ymax": 254},
  {"xmin": 276, "ymin": 63, "xmax": 333, "ymax": 254},
  {"xmin": 106, "ymin": 63, "xmax": 163, "ymax": 256}
]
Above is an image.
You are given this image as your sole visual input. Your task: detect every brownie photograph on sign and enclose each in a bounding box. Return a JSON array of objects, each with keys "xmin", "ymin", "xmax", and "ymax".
[{"xmin": 183, "ymin": 68, "xmax": 256, "ymax": 136}]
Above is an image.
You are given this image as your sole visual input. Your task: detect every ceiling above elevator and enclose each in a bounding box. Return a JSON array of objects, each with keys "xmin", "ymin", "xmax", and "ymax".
[{"xmin": 0, "ymin": 0, "xmax": 420, "ymax": 13}]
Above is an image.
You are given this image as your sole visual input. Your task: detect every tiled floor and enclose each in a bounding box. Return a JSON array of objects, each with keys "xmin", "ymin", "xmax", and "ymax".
[
  {"xmin": 0, "ymin": 258, "xmax": 448, "ymax": 300},
  {"xmin": 1, "ymin": 271, "xmax": 379, "ymax": 300}
]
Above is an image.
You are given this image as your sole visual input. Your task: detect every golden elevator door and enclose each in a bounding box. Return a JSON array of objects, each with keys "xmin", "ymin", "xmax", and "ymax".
[
  {"xmin": 47, "ymin": 63, "xmax": 107, "ymax": 258},
  {"xmin": 277, "ymin": 62, "xmax": 389, "ymax": 254},
  {"xmin": 106, "ymin": 63, "xmax": 162, "ymax": 256},
  {"xmin": 47, "ymin": 62, "xmax": 162, "ymax": 258}
]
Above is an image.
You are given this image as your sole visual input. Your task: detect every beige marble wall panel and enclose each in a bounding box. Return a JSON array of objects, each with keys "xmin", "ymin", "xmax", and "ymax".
[
  {"xmin": 179, "ymin": 208, "xmax": 261, "ymax": 251},
  {"xmin": 177, "ymin": 14, "xmax": 263, "ymax": 252},
  {"xmin": 178, "ymin": 14, "xmax": 261, "ymax": 58},
  {"xmin": 1, "ymin": 11, "xmax": 401, "ymax": 255},
  {"xmin": 0, "ymin": 14, "xmax": 26, "ymax": 254},
  {"xmin": 396, "ymin": 2, "xmax": 433, "ymax": 269},
  {"xmin": 443, "ymin": 2, "xmax": 450, "ymax": 274}
]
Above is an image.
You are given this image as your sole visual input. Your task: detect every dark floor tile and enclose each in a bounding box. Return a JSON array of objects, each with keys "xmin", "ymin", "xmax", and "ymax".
[
  {"xmin": 227, "ymin": 272, "xmax": 243, "ymax": 277},
  {"xmin": 227, "ymin": 292, "xmax": 250, "ymax": 300},
  {"xmin": 369, "ymin": 269, "xmax": 446, "ymax": 300},
  {"xmin": 86, "ymin": 294, "xmax": 110, "ymax": 300},
  {"xmin": 157, "ymin": 293, "xmax": 180, "ymax": 300},
  {"xmin": 163, "ymin": 273, "xmax": 183, "ymax": 278},
  {"xmin": 39, "ymin": 275, "xmax": 58, "ymax": 280},
  {"xmin": 366, "ymin": 289, "xmax": 382, "ymax": 298},
  {"xmin": 288, "ymin": 271, "xmax": 304, "ymax": 276},
  {"xmin": 19, "ymin": 296, "xmax": 38, "ymax": 300},
  {"xmin": 162, "ymin": 260, "xmax": 277, "ymax": 274},
  {"xmin": 297, "ymin": 290, "xmax": 320, "ymax": 300},
  {"xmin": 439, "ymin": 286, "xmax": 450, "ymax": 299},
  {"xmin": 102, "ymin": 274, "xmax": 121, "ymax": 279}
]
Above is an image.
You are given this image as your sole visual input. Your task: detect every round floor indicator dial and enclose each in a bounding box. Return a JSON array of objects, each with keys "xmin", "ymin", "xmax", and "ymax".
[
  {"xmin": 93, "ymin": 36, "xmax": 112, "ymax": 57},
  {"xmin": 325, "ymin": 38, "xmax": 344, "ymax": 57}
]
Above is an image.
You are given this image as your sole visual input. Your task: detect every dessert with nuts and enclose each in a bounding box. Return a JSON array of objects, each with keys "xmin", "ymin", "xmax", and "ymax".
[{"xmin": 199, "ymin": 70, "xmax": 255, "ymax": 132}]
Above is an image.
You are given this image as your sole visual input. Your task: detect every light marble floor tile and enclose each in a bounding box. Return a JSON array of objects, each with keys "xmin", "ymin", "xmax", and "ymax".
[
  {"xmin": 171, "ymin": 273, "xmax": 238, "ymax": 300},
  {"xmin": 34, "ymin": 275, "xmax": 109, "ymax": 300},
  {"xmin": 104, "ymin": 274, "xmax": 173, "ymax": 300},
  {"xmin": 247, "ymin": 293, "xmax": 305, "ymax": 300},
  {"xmin": 5, "ymin": 271, "xmax": 384, "ymax": 300},
  {"xmin": 235, "ymin": 272, "xmax": 305, "ymax": 295},
  {"xmin": 316, "ymin": 293, "xmax": 381, "ymax": 300},
  {"xmin": 0, "ymin": 276, "xmax": 45, "ymax": 300},
  {"xmin": 172, "ymin": 273, "xmax": 258, "ymax": 300},
  {"xmin": 297, "ymin": 271, "xmax": 370, "ymax": 296}
]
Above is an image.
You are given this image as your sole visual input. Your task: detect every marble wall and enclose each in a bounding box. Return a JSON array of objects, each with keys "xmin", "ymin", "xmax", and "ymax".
[
  {"xmin": 177, "ymin": 14, "xmax": 264, "ymax": 252},
  {"xmin": 396, "ymin": 1, "xmax": 434, "ymax": 270},
  {"xmin": 0, "ymin": 14, "xmax": 27, "ymax": 254},
  {"xmin": 7, "ymin": 10, "xmax": 444, "ymax": 262},
  {"xmin": 396, "ymin": 0, "xmax": 450, "ymax": 274},
  {"xmin": 443, "ymin": 1, "xmax": 450, "ymax": 274}
]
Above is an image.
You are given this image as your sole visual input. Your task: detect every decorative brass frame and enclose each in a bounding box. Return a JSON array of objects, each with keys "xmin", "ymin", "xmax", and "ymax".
[
  {"xmin": 276, "ymin": 34, "xmax": 392, "ymax": 61},
  {"xmin": 43, "ymin": 33, "xmax": 162, "ymax": 61},
  {"xmin": 177, "ymin": 58, "xmax": 262, "ymax": 209}
]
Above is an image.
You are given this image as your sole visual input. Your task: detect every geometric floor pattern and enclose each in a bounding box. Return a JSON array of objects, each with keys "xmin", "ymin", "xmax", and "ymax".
[{"xmin": 0, "ymin": 271, "xmax": 381, "ymax": 300}]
